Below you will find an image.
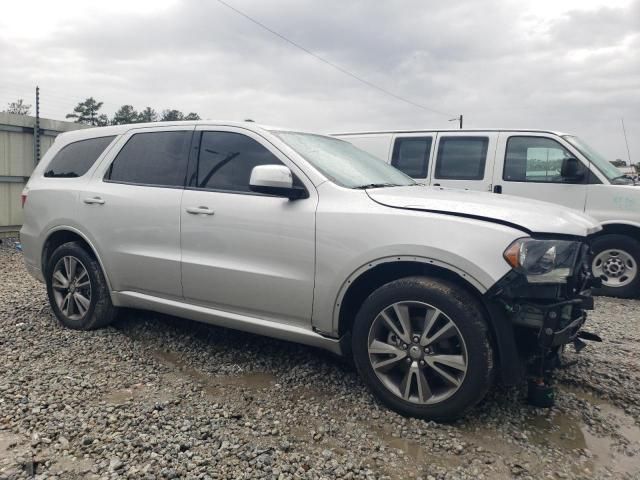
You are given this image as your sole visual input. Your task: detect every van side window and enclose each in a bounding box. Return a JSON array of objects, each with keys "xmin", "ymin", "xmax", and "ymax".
[
  {"xmin": 435, "ymin": 137, "xmax": 488, "ymax": 180},
  {"xmin": 391, "ymin": 137, "xmax": 432, "ymax": 178},
  {"xmin": 504, "ymin": 136, "xmax": 580, "ymax": 183},
  {"xmin": 105, "ymin": 131, "xmax": 191, "ymax": 187},
  {"xmin": 44, "ymin": 136, "xmax": 115, "ymax": 178},
  {"xmin": 193, "ymin": 131, "xmax": 284, "ymax": 193}
]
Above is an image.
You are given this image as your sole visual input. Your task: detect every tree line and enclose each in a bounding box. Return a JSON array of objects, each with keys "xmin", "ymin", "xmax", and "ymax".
[
  {"xmin": 65, "ymin": 97, "xmax": 200, "ymax": 126},
  {"xmin": 2, "ymin": 97, "xmax": 200, "ymax": 125}
]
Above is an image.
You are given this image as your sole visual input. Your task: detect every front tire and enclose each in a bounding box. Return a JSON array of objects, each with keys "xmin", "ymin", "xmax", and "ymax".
[
  {"xmin": 45, "ymin": 241, "xmax": 117, "ymax": 330},
  {"xmin": 591, "ymin": 234, "xmax": 640, "ymax": 298},
  {"xmin": 352, "ymin": 276, "xmax": 494, "ymax": 422}
]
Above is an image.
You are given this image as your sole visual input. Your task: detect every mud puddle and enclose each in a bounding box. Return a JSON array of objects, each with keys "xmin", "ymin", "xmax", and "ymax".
[
  {"xmin": 524, "ymin": 385, "xmax": 640, "ymax": 477},
  {"xmin": 152, "ymin": 349, "xmax": 276, "ymax": 398},
  {"xmin": 103, "ymin": 382, "xmax": 174, "ymax": 404}
]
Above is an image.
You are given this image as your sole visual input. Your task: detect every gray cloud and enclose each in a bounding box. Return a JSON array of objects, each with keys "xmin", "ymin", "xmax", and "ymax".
[{"xmin": 1, "ymin": 0, "xmax": 638, "ymax": 161}]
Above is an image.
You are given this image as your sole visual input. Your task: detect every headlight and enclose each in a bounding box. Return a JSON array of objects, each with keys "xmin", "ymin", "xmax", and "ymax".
[{"xmin": 503, "ymin": 238, "xmax": 581, "ymax": 283}]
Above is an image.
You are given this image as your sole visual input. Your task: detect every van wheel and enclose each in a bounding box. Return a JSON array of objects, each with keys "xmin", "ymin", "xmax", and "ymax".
[
  {"xmin": 591, "ymin": 234, "xmax": 640, "ymax": 298},
  {"xmin": 351, "ymin": 276, "xmax": 494, "ymax": 422},
  {"xmin": 45, "ymin": 241, "xmax": 117, "ymax": 330}
]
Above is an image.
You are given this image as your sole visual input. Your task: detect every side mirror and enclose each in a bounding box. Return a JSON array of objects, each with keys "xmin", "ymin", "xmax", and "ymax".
[
  {"xmin": 560, "ymin": 157, "xmax": 586, "ymax": 183},
  {"xmin": 249, "ymin": 165, "xmax": 307, "ymax": 200}
]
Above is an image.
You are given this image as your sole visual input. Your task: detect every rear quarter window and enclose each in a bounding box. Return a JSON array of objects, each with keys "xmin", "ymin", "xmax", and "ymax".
[
  {"xmin": 105, "ymin": 131, "xmax": 191, "ymax": 187},
  {"xmin": 44, "ymin": 136, "xmax": 116, "ymax": 178},
  {"xmin": 434, "ymin": 137, "xmax": 488, "ymax": 180},
  {"xmin": 391, "ymin": 137, "xmax": 432, "ymax": 178}
]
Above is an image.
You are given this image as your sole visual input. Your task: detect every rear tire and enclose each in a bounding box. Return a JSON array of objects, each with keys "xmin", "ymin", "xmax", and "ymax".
[
  {"xmin": 351, "ymin": 276, "xmax": 494, "ymax": 422},
  {"xmin": 45, "ymin": 241, "xmax": 117, "ymax": 330},
  {"xmin": 591, "ymin": 234, "xmax": 640, "ymax": 298}
]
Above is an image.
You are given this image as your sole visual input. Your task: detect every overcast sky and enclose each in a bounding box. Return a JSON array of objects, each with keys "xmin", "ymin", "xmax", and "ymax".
[{"xmin": 0, "ymin": 0, "xmax": 638, "ymax": 161}]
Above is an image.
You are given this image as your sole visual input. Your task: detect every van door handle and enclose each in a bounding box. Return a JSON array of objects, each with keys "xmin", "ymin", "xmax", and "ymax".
[
  {"xmin": 493, "ymin": 185, "xmax": 502, "ymax": 194},
  {"xmin": 186, "ymin": 206, "xmax": 215, "ymax": 215},
  {"xmin": 433, "ymin": 183, "xmax": 441, "ymax": 186},
  {"xmin": 83, "ymin": 196, "xmax": 105, "ymax": 205}
]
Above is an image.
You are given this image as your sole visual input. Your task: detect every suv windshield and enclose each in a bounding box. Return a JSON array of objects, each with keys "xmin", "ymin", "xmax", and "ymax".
[
  {"xmin": 272, "ymin": 131, "xmax": 416, "ymax": 189},
  {"xmin": 563, "ymin": 135, "xmax": 632, "ymax": 185}
]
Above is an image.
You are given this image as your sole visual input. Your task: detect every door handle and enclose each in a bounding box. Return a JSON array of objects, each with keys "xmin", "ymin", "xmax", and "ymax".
[
  {"xmin": 433, "ymin": 183, "xmax": 441, "ymax": 186},
  {"xmin": 493, "ymin": 185, "xmax": 502, "ymax": 194},
  {"xmin": 186, "ymin": 206, "xmax": 215, "ymax": 215},
  {"xmin": 83, "ymin": 196, "xmax": 105, "ymax": 205}
]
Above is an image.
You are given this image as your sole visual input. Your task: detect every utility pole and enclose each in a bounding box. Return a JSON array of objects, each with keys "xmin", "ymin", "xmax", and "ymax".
[
  {"xmin": 449, "ymin": 114, "xmax": 463, "ymax": 129},
  {"xmin": 34, "ymin": 86, "xmax": 41, "ymax": 164},
  {"xmin": 622, "ymin": 118, "xmax": 632, "ymax": 164}
]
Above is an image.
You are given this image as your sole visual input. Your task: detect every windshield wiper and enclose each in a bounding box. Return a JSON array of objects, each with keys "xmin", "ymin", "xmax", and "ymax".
[{"xmin": 352, "ymin": 183, "xmax": 402, "ymax": 189}]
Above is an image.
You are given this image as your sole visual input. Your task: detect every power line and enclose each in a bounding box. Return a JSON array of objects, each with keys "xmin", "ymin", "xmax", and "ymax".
[{"xmin": 213, "ymin": 0, "xmax": 454, "ymax": 118}]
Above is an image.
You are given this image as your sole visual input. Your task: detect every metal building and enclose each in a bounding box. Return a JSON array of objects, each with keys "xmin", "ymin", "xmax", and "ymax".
[{"xmin": 0, "ymin": 112, "xmax": 85, "ymax": 236}]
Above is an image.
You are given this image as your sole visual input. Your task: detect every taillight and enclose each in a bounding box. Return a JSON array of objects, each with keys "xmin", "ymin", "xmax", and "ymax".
[{"xmin": 21, "ymin": 193, "xmax": 27, "ymax": 208}]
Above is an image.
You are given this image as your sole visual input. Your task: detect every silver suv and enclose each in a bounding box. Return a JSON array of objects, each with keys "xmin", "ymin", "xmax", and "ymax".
[{"xmin": 21, "ymin": 121, "xmax": 601, "ymax": 420}]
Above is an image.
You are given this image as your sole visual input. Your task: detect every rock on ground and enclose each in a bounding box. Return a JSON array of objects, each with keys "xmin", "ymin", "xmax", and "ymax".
[{"xmin": 0, "ymin": 239, "xmax": 639, "ymax": 479}]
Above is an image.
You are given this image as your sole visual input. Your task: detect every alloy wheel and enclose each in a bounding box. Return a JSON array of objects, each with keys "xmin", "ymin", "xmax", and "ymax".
[
  {"xmin": 367, "ymin": 301, "xmax": 467, "ymax": 405},
  {"xmin": 51, "ymin": 256, "xmax": 92, "ymax": 321}
]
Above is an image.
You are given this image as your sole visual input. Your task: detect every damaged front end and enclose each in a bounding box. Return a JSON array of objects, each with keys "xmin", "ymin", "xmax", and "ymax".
[{"xmin": 485, "ymin": 236, "xmax": 601, "ymax": 406}]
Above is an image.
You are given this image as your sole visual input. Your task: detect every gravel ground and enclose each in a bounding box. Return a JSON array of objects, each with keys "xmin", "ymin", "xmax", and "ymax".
[{"xmin": 0, "ymin": 238, "xmax": 639, "ymax": 480}]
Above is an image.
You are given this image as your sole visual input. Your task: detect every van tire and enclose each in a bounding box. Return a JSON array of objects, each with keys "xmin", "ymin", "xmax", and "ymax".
[
  {"xmin": 45, "ymin": 241, "xmax": 118, "ymax": 330},
  {"xmin": 351, "ymin": 276, "xmax": 494, "ymax": 422},
  {"xmin": 591, "ymin": 234, "xmax": 640, "ymax": 298}
]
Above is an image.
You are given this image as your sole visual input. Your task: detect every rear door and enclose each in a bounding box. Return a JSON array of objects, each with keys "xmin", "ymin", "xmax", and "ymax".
[
  {"xmin": 78, "ymin": 126, "xmax": 193, "ymax": 299},
  {"xmin": 492, "ymin": 132, "xmax": 587, "ymax": 211},
  {"xmin": 428, "ymin": 132, "xmax": 497, "ymax": 191}
]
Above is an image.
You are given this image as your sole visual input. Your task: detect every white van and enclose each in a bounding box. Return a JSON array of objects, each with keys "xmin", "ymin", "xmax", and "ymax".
[{"xmin": 333, "ymin": 129, "xmax": 639, "ymax": 297}]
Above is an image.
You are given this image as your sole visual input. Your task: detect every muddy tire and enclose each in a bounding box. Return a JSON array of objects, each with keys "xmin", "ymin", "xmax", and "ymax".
[
  {"xmin": 591, "ymin": 234, "xmax": 640, "ymax": 298},
  {"xmin": 352, "ymin": 276, "xmax": 494, "ymax": 422},
  {"xmin": 45, "ymin": 241, "xmax": 117, "ymax": 330}
]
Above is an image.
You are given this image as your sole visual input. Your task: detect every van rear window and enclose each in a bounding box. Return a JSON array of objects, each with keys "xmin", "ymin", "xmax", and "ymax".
[
  {"xmin": 44, "ymin": 136, "xmax": 116, "ymax": 178},
  {"xmin": 434, "ymin": 137, "xmax": 488, "ymax": 180}
]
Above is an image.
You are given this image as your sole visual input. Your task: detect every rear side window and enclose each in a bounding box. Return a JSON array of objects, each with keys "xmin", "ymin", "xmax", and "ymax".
[
  {"xmin": 435, "ymin": 137, "xmax": 489, "ymax": 180},
  {"xmin": 44, "ymin": 136, "xmax": 115, "ymax": 178},
  {"xmin": 391, "ymin": 137, "xmax": 432, "ymax": 178},
  {"xmin": 106, "ymin": 131, "xmax": 191, "ymax": 187},
  {"xmin": 193, "ymin": 131, "xmax": 283, "ymax": 193}
]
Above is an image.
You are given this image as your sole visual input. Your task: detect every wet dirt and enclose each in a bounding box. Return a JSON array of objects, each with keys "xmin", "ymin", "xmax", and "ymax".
[
  {"xmin": 50, "ymin": 456, "xmax": 94, "ymax": 476},
  {"xmin": 101, "ymin": 348, "xmax": 276, "ymax": 405},
  {"xmin": 152, "ymin": 349, "xmax": 276, "ymax": 397},
  {"xmin": 516, "ymin": 384, "xmax": 640, "ymax": 477},
  {"xmin": 0, "ymin": 432, "xmax": 23, "ymax": 461}
]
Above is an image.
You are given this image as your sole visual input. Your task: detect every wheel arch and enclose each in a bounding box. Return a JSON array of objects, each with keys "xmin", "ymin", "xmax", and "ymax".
[
  {"xmin": 597, "ymin": 222, "xmax": 640, "ymax": 242},
  {"xmin": 41, "ymin": 227, "xmax": 113, "ymax": 292},
  {"xmin": 334, "ymin": 257, "xmax": 519, "ymax": 382}
]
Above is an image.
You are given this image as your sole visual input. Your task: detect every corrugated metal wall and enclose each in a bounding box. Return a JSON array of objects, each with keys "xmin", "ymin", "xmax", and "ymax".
[{"xmin": 0, "ymin": 112, "xmax": 85, "ymax": 232}]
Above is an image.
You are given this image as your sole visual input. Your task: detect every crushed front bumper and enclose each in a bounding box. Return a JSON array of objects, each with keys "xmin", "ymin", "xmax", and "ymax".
[
  {"xmin": 484, "ymin": 240, "xmax": 599, "ymax": 384},
  {"xmin": 512, "ymin": 296, "xmax": 592, "ymax": 349}
]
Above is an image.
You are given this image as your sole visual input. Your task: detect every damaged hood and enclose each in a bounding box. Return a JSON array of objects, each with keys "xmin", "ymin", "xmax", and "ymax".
[{"xmin": 366, "ymin": 186, "xmax": 601, "ymax": 237}]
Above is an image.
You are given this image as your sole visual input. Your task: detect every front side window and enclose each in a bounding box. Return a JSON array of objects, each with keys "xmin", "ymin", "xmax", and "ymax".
[
  {"xmin": 435, "ymin": 137, "xmax": 488, "ymax": 180},
  {"xmin": 45, "ymin": 136, "xmax": 115, "ymax": 178},
  {"xmin": 391, "ymin": 137, "xmax": 432, "ymax": 178},
  {"xmin": 106, "ymin": 131, "xmax": 191, "ymax": 187},
  {"xmin": 272, "ymin": 131, "xmax": 415, "ymax": 189},
  {"xmin": 194, "ymin": 132, "xmax": 283, "ymax": 192},
  {"xmin": 504, "ymin": 136, "xmax": 582, "ymax": 183}
]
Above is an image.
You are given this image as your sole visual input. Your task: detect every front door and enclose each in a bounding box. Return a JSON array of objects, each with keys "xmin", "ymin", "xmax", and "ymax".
[
  {"xmin": 180, "ymin": 127, "xmax": 317, "ymax": 326},
  {"xmin": 492, "ymin": 133, "xmax": 587, "ymax": 211},
  {"xmin": 79, "ymin": 126, "xmax": 193, "ymax": 299},
  {"xmin": 428, "ymin": 132, "xmax": 497, "ymax": 192}
]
